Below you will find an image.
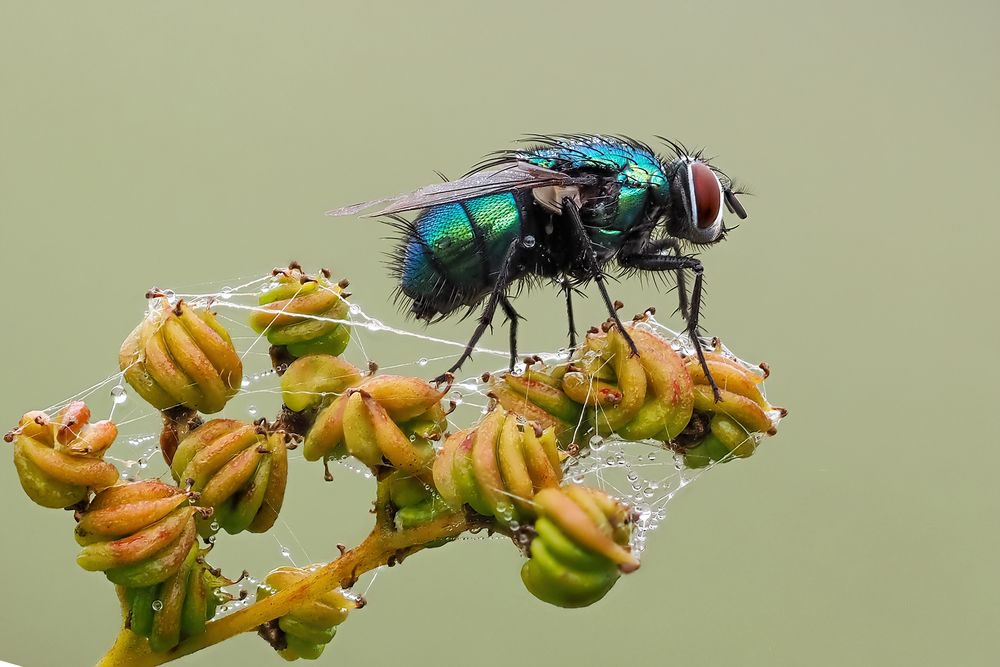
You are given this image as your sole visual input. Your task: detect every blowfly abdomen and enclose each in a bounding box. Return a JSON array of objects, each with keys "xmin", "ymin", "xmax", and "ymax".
[{"xmin": 398, "ymin": 192, "xmax": 523, "ymax": 320}]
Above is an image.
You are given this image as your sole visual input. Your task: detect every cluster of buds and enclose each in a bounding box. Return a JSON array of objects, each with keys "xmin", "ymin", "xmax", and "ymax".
[
  {"xmin": 302, "ymin": 374, "xmax": 448, "ymax": 476},
  {"xmin": 74, "ymin": 481, "xmax": 204, "ymax": 588},
  {"xmin": 521, "ymin": 487, "xmax": 638, "ymax": 608},
  {"xmin": 491, "ymin": 320, "xmax": 782, "ymax": 463},
  {"xmin": 249, "ymin": 264, "xmax": 352, "ymax": 360},
  {"xmin": 119, "ymin": 298, "xmax": 243, "ymax": 414},
  {"xmin": 171, "ymin": 419, "xmax": 289, "ymax": 536},
  {"xmin": 124, "ymin": 545, "xmax": 236, "ymax": 652},
  {"xmin": 7, "ymin": 402, "xmax": 119, "ymax": 508},
  {"xmin": 257, "ymin": 567, "xmax": 361, "ymax": 660},
  {"xmin": 432, "ymin": 411, "xmax": 563, "ymax": 522}
]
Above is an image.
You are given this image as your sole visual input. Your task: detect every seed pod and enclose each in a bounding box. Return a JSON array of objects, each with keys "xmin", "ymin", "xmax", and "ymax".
[
  {"xmin": 257, "ymin": 566, "xmax": 361, "ymax": 661},
  {"xmin": 521, "ymin": 486, "xmax": 638, "ymax": 608},
  {"xmin": 124, "ymin": 545, "xmax": 236, "ymax": 653},
  {"xmin": 303, "ymin": 376, "xmax": 447, "ymax": 477},
  {"xmin": 682, "ymin": 345, "xmax": 785, "ymax": 467},
  {"xmin": 171, "ymin": 420, "xmax": 288, "ymax": 536},
  {"xmin": 249, "ymin": 265, "xmax": 351, "ymax": 359},
  {"xmin": 280, "ymin": 354, "xmax": 363, "ymax": 413},
  {"xmin": 432, "ymin": 410, "xmax": 563, "ymax": 522},
  {"xmin": 8, "ymin": 402, "xmax": 119, "ymax": 508},
  {"xmin": 385, "ymin": 470, "xmax": 453, "ymax": 532},
  {"xmin": 489, "ymin": 366, "xmax": 580, "ymax": 444},
  {"xmin": 75, "ymin": 481, "xmax": 203, "ymax": 588},
  {"xmin": 119, "ymin": 298, "xmax": 243, "ymax": 414}
]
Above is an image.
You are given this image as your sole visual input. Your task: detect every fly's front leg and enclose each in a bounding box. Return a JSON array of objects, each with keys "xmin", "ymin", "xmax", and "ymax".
[
  {"xmin": 649, "ymin": 237, "xmax": 690, "ymax": 322},
  {"xmin": 618, "ymin": 250, "xmax": 721, "ymax": 402},
  {"xmin": 561, "ymin": 197, "xmax": 638, "ymax": 356},
  {"xmin": 434, "ymin": 239, "xmax": 521, "ymax": 383}
]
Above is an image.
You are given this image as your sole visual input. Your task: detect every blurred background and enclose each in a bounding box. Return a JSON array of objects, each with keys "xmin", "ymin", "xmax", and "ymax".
[{"xmin": 1, "ymin": 1, "xmax": 997, "ymax": 665}]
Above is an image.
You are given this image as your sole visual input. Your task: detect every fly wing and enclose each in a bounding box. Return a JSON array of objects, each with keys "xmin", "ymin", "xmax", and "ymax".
[{"xmin": 326, "ymin": 163, "xmax": 595, "ymax": 217}]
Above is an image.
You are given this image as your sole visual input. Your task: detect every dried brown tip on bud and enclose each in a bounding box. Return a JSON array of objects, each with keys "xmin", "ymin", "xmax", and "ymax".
[
  {"xmin": 532, "ymin": 423, "xmax": 544, "ymax": 438},
  {"xmin": 600, "ymin": 321, "xmax": 613, "ymax": 333},
  {"xmin": 323, "ymin": 459, "xmax": 334, "ymax": 482},
  {"xmin": 587, "ymin": 326, "xmax": 600, "ymax": 335},
  {"xmin": 368, "ymin": 361, "xmax": 379, "ymax": 375},
  {"xmin": 481, "ymin": 371, "xmax": 492, "ymax": 383},
  {"xmin": 3, "ymin": 430, "xmax": 15, "ymax": 443},
  {"xmin": 338, "ymin": 278, "xmax": 350, "ymax": 288},
  {"xmin": 354, "ymin": 595, "xmax": 367, "ymax": 609},
  {"xmin": 566, "ymin": 442, "xmax": 581, "ymax": 456},
  {"xmin": 446, "ymin": 400, "xmax": 457, "ymax": 415},
  {"xmin": 613, "ymin": 300, "xmax": 624, "ymax": 311},
  {"xmin": 337, "ymin": 544, "xmax": 347, "ymax": 556},
  {"xmin": 759, "ymin": 361, "xmax": 771, "ymax": 379}
]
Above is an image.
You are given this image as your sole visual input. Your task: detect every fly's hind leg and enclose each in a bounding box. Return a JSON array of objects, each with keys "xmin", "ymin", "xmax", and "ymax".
[
  {"xmin": 499, "ymin": 296, "xmax": 521, "ymax": 371},
  {"xmin": 560, "ymin": 197, "xmax": 638, "ymax": 356},
  {"xmin": 560, "ymin": 276, "xmax": 578, "ymax": 350},
  {"xmin": 433, "ymin": 238, "xmax": 520, "ymax": 383}
]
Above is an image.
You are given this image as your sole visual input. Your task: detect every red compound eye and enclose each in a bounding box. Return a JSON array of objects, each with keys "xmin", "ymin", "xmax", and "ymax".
[{"xmin": 690, "ymin": 161, "xmax": 722, "ymax": 230}]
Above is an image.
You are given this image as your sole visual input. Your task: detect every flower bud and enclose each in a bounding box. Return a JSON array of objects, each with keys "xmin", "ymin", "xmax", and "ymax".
[
  {"xmin": 8, "ymin": 402, "xmax": 119, "ymax": 508},
  {"xmin": 119, "ymin": 298, "xmax": 243, "ymax": 414}
]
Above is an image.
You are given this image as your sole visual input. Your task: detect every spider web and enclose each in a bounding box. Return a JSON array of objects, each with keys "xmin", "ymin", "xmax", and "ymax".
[{"xmin": 21, "ymin": 269, "xmax": 783, "ymax": 616}]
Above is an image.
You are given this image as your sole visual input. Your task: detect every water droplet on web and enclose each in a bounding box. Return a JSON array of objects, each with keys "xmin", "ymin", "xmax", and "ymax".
[
  {"xmin": 241, "ymin": 378, "xmax": 250, "ymax": 388},
  {"xmin": 508, "ymin": 520, "xmax": 520, "ymax": 531},
  {"xmin": 511, "ymin": 363, "xmax": 526, "ymax": 377},
  {"xmin": 248, "ymin": 405, "xmax": 257, "ymax": 416},
  {"xmin": 280, "ymin": 546, "xmax": 291, "ymax": 559},
  {"xmin": 522, "ymin": 235, "xmax": 536, "ymax": 248},
  {"xmin": 417, "ymin": 357, "xmax": 429, "ymax": 367},
  {"xmin": 647, "ymin": 452, "xmax": 657, "ymax": 462},
  {"xmin": 589, "ymin": 435, "xmax": 605, "ymax": 452},
  {"xmin": 643, "ymin": 487, "xmax": 655, "ymax": 498},
  {"xmin": 605, "ymin": 456, "xmax": 616, "ymax": 466},
  {"xmin": 219, "ymin": 287, "xmax": 233, "ymax": 300},
  {"xmin": 111, "ymin": 385, "xmax": 127, "ymax": 404},
  {"xmin": 349, "ymin": 304, "xmax": 361, "ymax": 315},
  {"xmin": 151, "ymin": 600, "xmax": 163, "ymax": 612},
  {"xmin": 408, "ymin": 434, "xmax": 417, "ymax": 442},
  {"xmin": 137, "ymin": 459, "xmax": 147, "ymax": 469},
  {"xmin": 209, "ymin": 520, "xmax": 220, "ymax": 531},
  {"xmin": 626, "ymin": 471, "xmax": 639, "ymax": 482}
]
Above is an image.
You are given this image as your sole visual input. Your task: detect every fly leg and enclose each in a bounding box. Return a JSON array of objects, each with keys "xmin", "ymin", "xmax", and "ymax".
[
  {"xmin": 617, "ymin": 250, "xmax": 721, "ymax": 402},
  {"xmin": 434, "ymin": 239, "xmax": 520, "ymax": 383},
  {"xmin": 499, "ymin": 296, "xmax": 521, "ymax": 371},
  {"xmin": 561, "ymin": 197, "xmax": 638, "ymax": 356},
  {"xmin": 648, "ymin": 237, "xmax": 690, "ymax": 321},
  {"xmin": 560, "ymin": 276, "xmax": 578, "ymax": 350}
]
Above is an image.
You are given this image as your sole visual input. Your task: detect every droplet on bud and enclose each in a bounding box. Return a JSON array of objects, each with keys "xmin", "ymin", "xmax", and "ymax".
[{"xmin": 151, "ymin": 600, "xmax": 163, "ymax": 612}]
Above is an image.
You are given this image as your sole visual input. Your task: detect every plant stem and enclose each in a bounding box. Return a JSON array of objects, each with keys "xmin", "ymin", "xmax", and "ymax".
[{"xmin": 97, "ymin": 509, "xmax": 492, "ymax": 666}]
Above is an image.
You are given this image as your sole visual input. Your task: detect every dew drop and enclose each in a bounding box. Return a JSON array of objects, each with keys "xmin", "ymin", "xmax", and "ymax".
[
  {"xmin": 111, "ymin": 385, "xmax": 127, "ymax": 404},
  {"xmin": 241, "ymin": 378, "xmax": 250, "ymax": 388},
  {"xmin": 349, "ymin": 303, "xmax": 361, "ymax": 315},
  {"xmin": 589, "ymin": 435, "xmax": 605, "ymax": 452},
  {"xmin": 417, "ymin": 357, "xmax": 429, "ymax": 367},
  {"xmin": 219, "ymin": 287, "xmax": 233, "ymax": 300},
  {"xmin": 151, "ymin": 600, "xmax": 163, "ymax": 612},
  {"xmin": 280, "ymin": 546, "xmax": 291, "ymax": 559},
  {"xmin": 647, "ymin": 452, "xmax": 657, "ymax": 462},
  {"xmin": 209, "ymin": 520, "xmax": 220, "ymax": 531},
  {"xmin": 511, "ymin": 363, "xmax": 526, "ymax": 377},
  {"xmin": 626, "ymin": 471, "xmax": 639, "ymax": 482},
  {"xmin": 248, "ymin": 405, "xmax": 257, "ymax": 416},
  {"xmin": 522, "ymin": 235, "xmax": 536, "ymax": 248},
  {"xmin": 137, "ymin": 459, "xmax": 148, "ymax": 469}
]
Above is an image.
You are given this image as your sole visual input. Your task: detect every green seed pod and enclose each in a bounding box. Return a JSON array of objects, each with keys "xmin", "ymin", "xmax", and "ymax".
[
  {"xmin": 257, "ymin": 566, "xmax": 361, "ymax": 661},
  {"xmin": 75, "ymin": 481, "xmax": 203, "ymax": 588},
  {"xmin": 171, "ymin": 419, "xmax": 288, "ymax": 536},
  {"xmin": 431, "ymin": 410, "xmax": 563, "ymax": 522},
  {"xmin": 124, "ymin": 544, "xmax": 235, "ymax": 652},
  {"xmin": 280, "ymin": 354, "xmax": 363, "ymax": 413},
  {"xmin": 521, "ymin": 486, "xmax": 638, "ymax": 608},
  {"xmin": 249, "ymin": 264, "xmax": 351, "ymax": 359},
  {"xmin": 303, "ymin": 375, "xmax": 447, "ymax": 477},
  {"xmin": 119, "ymin": 298, "xmax": 243, "ymax": 414},
  {"xmin": 8, "ymin": 402, "xmax": 119, "ymax": 509}
]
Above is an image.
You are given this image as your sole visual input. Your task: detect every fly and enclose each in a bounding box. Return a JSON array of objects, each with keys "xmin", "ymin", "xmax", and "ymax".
[{"xmin": 327, "ymin": 134, "xmax": 749, "ymax": 400}]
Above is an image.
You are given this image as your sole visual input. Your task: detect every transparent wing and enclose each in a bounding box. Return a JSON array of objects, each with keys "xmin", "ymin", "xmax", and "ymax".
[{"xmin": 325, "ymin": 163, "xmax": 596, "ymax": 217}]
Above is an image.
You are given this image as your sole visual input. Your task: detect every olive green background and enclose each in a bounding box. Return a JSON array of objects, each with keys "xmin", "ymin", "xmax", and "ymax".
[{"xmin": 1, "ymin": 1, "xmax": 997, "ymax": 665}]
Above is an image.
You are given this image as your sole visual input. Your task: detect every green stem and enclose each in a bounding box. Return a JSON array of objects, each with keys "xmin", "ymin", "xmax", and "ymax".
[{"xmin": 97, "ymin": 509, "xmax": 492, "ymax": 666}]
